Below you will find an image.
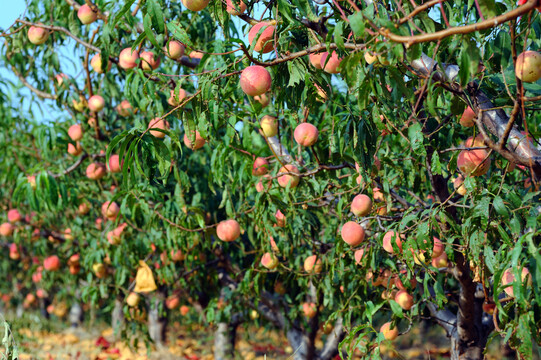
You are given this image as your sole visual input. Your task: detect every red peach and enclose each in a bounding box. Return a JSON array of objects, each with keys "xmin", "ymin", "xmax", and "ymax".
[
  {"xmin": 501, "ymin": 267, "xmax": 531, "ymax": 297},
  {"xmin": 180, "ymin": 305, "xmax": 190, "ymax": 316},
  {"xmin": 164, "ymin": 41, "xmax": 185, "ymax": 60},
  {"xmin": 140, "ymin": 51, "xmax": 161, "ymax": 71},
  {"xmin": 68, "ymin": 142, "xmax": 83, "ymax": 156},
  {"xmin": 182, "ymin": 0, "xmax": 210, "ymax": 11},
  {"xmin": 354, "ymin": 248, "xmax": 365, "ymax": 265},
  {"xmin": 0, "ymin": 223, "xmax": 14, "ymax": 237},
  {"xmin": 380, "ymin": 322, "xmax": 398, "ymax": 340},
  {"xmin": 88, "ymin": 95, "xmax": 105, "ymax": 112},
  {"xmin": 309, "ymin": 52, "xmax": 324, "ymax": 69},
  {"xmin": 382, "ymin": 231, "xmax": 404, "ymax": 254},
  {"xmin": 28, "ymin": 25, "xmax": 49, "ymax": 45},
  {"xmin": 340, "ymin": 221, "xmax": 365, "ymax": 246},
  {"xmin": 116, "ymin": 100, "xmax": 132, "ymax": 116},
  {"xmin": 183, "ymin": 130, "xmax": 206, "ymax": 150},
  {"xmin": 101, "ymin": 201, "xmax": 120, "ymax": 220},
  {"xmin": 226, "ymin": 0, "xmax": 247, "ymax": 14},
  {"xmin": 90, "ymin": 54, "xmax": 111, "ymax": 74},
  {"xmin": 294, "ymin": 123, "xmax": 319, "ymax": 147},
  {"xmin": 351, "ymin": 194, "xmax": 372, "ymax": 217},
  {"xmin": 78, "ymin": 203, "xmax": 90, "ymax": 215},
  {"xmin": 148, "ymin": 118, "xmax": 169, "ymax": 138},
  {"xmin": 77, "ymin": 4, "xmax": 98, "ymax": 24},
  {"xmin": 108, "ymin": 154, "xmax": 121, "ymax": 173},
  {"xmin": 459, "ymin": 106, "xmax": 475, "ymax": 127},
  {"xmin": 248, "ymin": 22, "xmax": 275, "ymax": 53},
  {"xmin": 394, "ymin": 290, "xmax": 414, "ymax": 310},
  {"xmin": 252, "ymin": 157, "xmax": 269, "ymax": 176},
  {"xmin": 304, "ymin": 255, "xmax": 323, "ymax": 274},
  {"xmin": 68, "ymin": 124, "xmax": 83, "ymax": 142},
  {"xmin": 515, "ymin": 50, "xmax": 541, "ymax": 82},
  {"xmin": 277, "ymin": 165, "xmax": 300, "ymax": 188},
  {"xmin": 166, "ymin": 295, "xmax": 180, "ymax": 310},
  {"xmin": 119, "ymin": 48, "xmax": 140, "ymax": 70},
  {"xmin": 302, "ymin": 302, "xmax": 317, "ymax": 318},
  {"xmin": 261, "ymin": 252, "xmax": 279, "ymax": 270},
  {"xmin": 431, "ymin": 252, "xmax": 448, "ymax": 268},
  {"xmin": 320, "ymin": 51, "xmax": 342, "ymax": 74},
  {"xmin": 168, "ymin": 88, "xmax": 188, "ymax": 106},
  {"xmin": 275, "ymin": 209, "xmax": 286, "ymax": 227},
  {"xmin": 457, "ymin": 149, "xmax": 491, "ymax": 176},
  {"xmin": 7, "ymin": 209, "xmax": 22, "ymax": 223},
  {"xmin": 216, "ymin": 219, "xmax": 240, "ymax": 242},
  {"xmin": 43, "ymin": 255, "xmax": 60, "ymax": 271},
  {"xmin": 240, "ymin": 66, "xmax": 272, "ymax": 96},
  {"xmin": 86, "ymin": 162, "xmax": 106, "ymax": 180}
]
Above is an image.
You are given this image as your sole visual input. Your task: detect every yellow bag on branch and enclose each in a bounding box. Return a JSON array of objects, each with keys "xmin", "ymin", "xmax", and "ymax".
[{"xmin": 134, "ymin": 260, "xmax": 157, "ymax": 293}]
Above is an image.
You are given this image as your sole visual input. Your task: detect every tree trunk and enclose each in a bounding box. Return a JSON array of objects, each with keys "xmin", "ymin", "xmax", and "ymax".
[
  {"xmin": 39, "ymin": 297, "xmax": 50, "ymax": 320},
  {"xmin": 68, "ymin": 302, "xmax": 83, "ymax": 327},
  {"xmin": 111, "ymin": 298, "xmax": 124, "ymax": 340},
  {"xmin": 213, "ymin": 322, "xmax": 237, "ymax": 360},
  {"xmin": 148, "ymin": 293, "xmax": 167, "ymax": 347}
]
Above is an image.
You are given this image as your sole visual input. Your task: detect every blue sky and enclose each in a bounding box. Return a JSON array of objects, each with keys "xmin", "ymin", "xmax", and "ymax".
[{"xmin": 0, "ymin": 2, "xmax": 26, "ymax": 30}]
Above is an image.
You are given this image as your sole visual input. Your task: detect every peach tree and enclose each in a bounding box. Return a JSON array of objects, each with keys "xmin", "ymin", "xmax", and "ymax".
[{"xmin": 1, "ymin": 0, "xmax": 541, "ymax": 359}]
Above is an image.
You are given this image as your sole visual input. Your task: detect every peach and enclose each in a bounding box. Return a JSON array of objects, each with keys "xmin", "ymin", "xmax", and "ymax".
[
  {"xmin": 182, "ymin": 0, "xmax": 210, "ymax": 11},
  {"xmin": 395, "ymin": 290, "xmax": 414, "ymax": 310},
  {"xmin": 28, "ymin": 25, "xmax": 49, "ymax": 45},
  {"xmin": 304, "ymin": 255, "xmax": 322, "ymax": 274},
  {"xmin": 315, "ymin": 83, "xmax": 328, "ymax": 101},
  {"xmin": 88, "ymin": 95, "xmax": 105, "ymax": 112},
  {"xmin": 68, "ymin": 142, "xmax": 83, "ymax": 156},
  {"xmin": 260, "ymin": 115, "xmax": 278, "ymax": 137},
  {"xmin": 431, "ymin": 237, "xmax": 444, "ymax": 258},
  {"xmin": 36, "ymin": 289, "xmax": 46, "ymax": 299},
  {"xmin": 93, "ymin": 263, "xmax": 107, "ymax": 278},
  {"xmin": 168, "ymin": 88, "xmax": 188, "ymax": 106},
  {"xmin": 380, "ymin": 322, "xmax": 398, "ymax": 340},
  {"xmin": 341, "ymin": 221, "xmax": 365, "ymax": 246},
  {"xmin": 126, "ymin": 292, "xmax": 140, "ymax": 307},
  {"xmin": 294, "ymin": 123, "xmax": 319, "ymax": 147},
  {"xmin": 240, "ymin": 66, "xmax": 272, "ymax": 96},
  {"xmin": 254, "ymin": 93, "xmax": 270, "ymax": 107},
  {"xmin": 166, "ymin": 295, "xmax": 180, "ymax": 310},
  {"xmin": 382, "ymin": 231, "xmax": 404, "ymax": 254},
  {"xmin": 189, "ymin": 51, "xmax": 204, "ymax": 60},
  {"xmin": 277, "ymin": 165, "xmax": 300, "ymax": 188},
  {"xmin": 86, "ymin": 162, "xmax": 106, "ymax": 180},
  {"xmin": 164, "ymin": 41, "xmax": 185, "ymax": 60},
  {"xmin": 183, "ymin": 130, "xmax": 206, "ymax": 150},
  {"xmin": 68, "ymin": 124, "xmax": 83, "ymax": 141},
  {"xmin": 502, "ymin": 267, "xmax": 531, "ymax": 297},
  {"xmin": 269, "ymin": 236, "xmax": 279, "ymax": 252},
  {"xmin": 320, "ymin": 51, "xmax": 342, "ymax": 74},
  {"xmin": 180, "ymin": 305, "xmax": 190, "ymax": 316},
  {"xmin": 351, "ymin": 194, "xmax": 372, "ymax": 217},
  {"xmin": 261, "ymin": 252, "xmax": 279, "ymax": 270},
  {"xmin": 252, "ymin": 157, "xmax": 269, "ymax": 176},
  {"xmin": 140, "ymin": 51, "xmax": 161, "ymax": 70},
  {"xmin": 302, "ymin": 302, "xmax": 317, "ymax": 318},
  {"xmin": 452, "ymin": 175, "xmax": 467, "ymax": 196},
  {"xmin": 0, "ymin": 223, "xmax": 14, "ymax": 237},
  {"xmin": 459, "ymin": 106, "xmax": 475, "ymax": 127},
  {"xmin": 68, "ymin": 254, "xmax": 80, "ymax": 266},
  {"xmin": 354, "ymin": 248, "xmax": 365, "ymax": 265},
  {"xmin": 78, "ymin": 202, "xmax": 90, "ymax": 215},
  {"xmin": 43, "ymin": 255, "xmax": 60, "ymax": 271},
  {"xmin": 431, "ymin": 252, "xmax": 448, "ymax": 268},
  {"xmin": 457, "ymin": 149, "xmax": 491, "ymax": 176},
  {"xmin": 28, "ymin": 175, "xmax": 37, "ymax": 189},
  {"xmin": 148, "ymin": 118, "xmax": 169, "ymax": 138},
  {"xmin": 170, "ymin": 249, "xmax": 185, "ymax": 262},
  {"xmin": 393, "ymin": 272, "xmax": 417, "ymax": 291},
  {"xmin": 88, "ymin": 117, "xmax": 97, "ymax": 127},
  {"xmin": 101, "ymin": 201, "xmax": 120, "ymax": 220},
  {"xmin": 256, "ymin": 175, "xmax": 272, "ymax": 192},
  {"xmin": 119, "ymin": 48, "xmax": 140, "ymax": 69},
  {"xmin": 364, "ymin": 51, "xmax": 378, "ymax": 64},
  {"xmin": 116, "ymin": 100, "xmax": 132, "ymax": 116},
  {"xmin": 248, "ymin": 22, "xmax": 275, "ymax": 53},
  {"xmin": 309, "ymin": 52, "xmax": 324, "ymax": 69},
  {"xmin": 515, "ymin": 50, "xmax": 541, "ymax": 82},
  {"xmin": 90, "ymin": 54, "xmax": 111, "ymax": 74},
  {"xmin": 107, "ymin": 223, "xmax": 127, "ymax": 245},
  {"xmin": 216, "ymin": 219, "xmax": 240, "ymax": 242},
  {"xmin": 7, "ymin": 209, "xmax": 22, "ymax": 223},
  {"xmin": 226, "ymin": 0, "xmax": 247, "ymax": 14},
  {"xmin": 77, "ymin": 4, "xmax": 98, "ymax": 24},
  {"xmin": 275, "ymin": 209, "xmax": 286, "ymax": 227},
  {"xmin": 108, "ymin": 154, "xmax": 121, "ymax": 173},
  {"xmin": 55, "ymin": 73, "xmax": 68, "ymax": 86}
]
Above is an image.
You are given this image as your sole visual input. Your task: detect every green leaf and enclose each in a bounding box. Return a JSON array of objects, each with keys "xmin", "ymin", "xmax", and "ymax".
[
  {"xmin": 167, "ymin": 21, "xmax": 194, "ymax": 48},
  {"xmin": 348, "ymin": 12, "xmax": 365, "ymax": 37}
]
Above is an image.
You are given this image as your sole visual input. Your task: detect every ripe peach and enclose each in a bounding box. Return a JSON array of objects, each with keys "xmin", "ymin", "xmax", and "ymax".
[
  {"xmin": 457, "ymin": 149, "xmax": 491, "ymax": 176},
  {"xmin": 364, "ymin": 51, "xmax": 378, "ymax": 64},
  {"xmin": 88, "ymin": 95, "xmax": 105, "ymax": 112},
  {"xmin": 226, "ymin": 0, "xmax": 247, "ymax": 14},
  {"xmin": 260, "ymin": 115, "xmax": 278, "ymax": 137},
  {"xmin": 86, "ymin": 162, "xmax": 106, "ymax": 180},
  {"xmin": 309, "ymin": 52, "xmax": 324, "ymax": 69},
  {"xmin": 320, "ymin": 51, "xmax": 342, "ymax": 74},
  {"xmin": 182, "ymin": 0, "xmax": 210, "ymax": 11},
  {"xmin": 180, "ymin": 305, "xmax": 190, "ymax": 316},
  {"xmin": 393, "ymin": 272, "xmax": 417, "ymax": 291},
  {"xmin": 126, "ymin": 292, "xmax": 140, "ymax": 307},
  {"xmin": 395, "ymin": 290, "xmax": 414, "ymax": 310},
  {"xmin": 77, "ymin": 4, "xmax": 98, "ymax": 24},
  {"xmin": 277, "ymin": 165, "xmax": 300, "ymax": 188},
  {"xmin": 354, "ymin": 248, "xmax": 365, "ymax": 265},
  {"xmin": 452, "ymin": 175, "xmax": 467, "ymax": 196},
  {"xmin": 164, "ymin": 41, "xmax": 185, "ymax": 60},
  {"xmin": 68, "ymin": 142, "xmax": 83, "ymax": 156},
  {"xmin": 252, "ymin": 157, "xmax": 269, "ymax": 176},
  {"xmin": 275, "ymin": 209, "xmax": 286, "ymax": 227},
  {"xmin": 78, "ymin": 202, "xmax": 90, "ymax": 215},
  {"xmin": 108, "ymin": 154, "xmax": 121, "ymax": 173},
  {"xmin": 90, "ymin": 54, "xmax": 111, "ymax": 74},
  {"xmin": 87, "ymin": 117, "xmax": 97, "ymax": 128},
  {"xmin": 256, "ymin": 175, "xmax": 272, "ymax": 192},
  {"xmin": 119, "ymin": 48, "xmax": 140, "ymax": 70},
  {"xmin": 515, "ymin": 50, "xmax": 541, "ymax": 82},
  {"xmin": 216, "ymin": 219, "xmax": 240, "ymax": 242},
  {"xmin": 0, "ymin": 223, "xmax": 14, "ymax": 237},
  {"xmin": 261, "ymin": 252, "xmax": 279, "ymax": 270},
  {"xmin": 351, "ymin": 194, "xmax": 372, "ymax": 217},
  {"xmin": 93, "ymin": 263, "xmax": 107, "ymax": 278},
  {"xmin": 28, "ymin": 25, "xmax": 49, "ymax": 45},
  {"xmin": 240, "ymin": 65, "xmax": 272, "ymax": 96},
  {"xmin": 341, "ymin": 221, "xmax": 365, "ymax": 246},
  {"xmin": 459, "ymin": 106, "xmax": 475, "ymax": 127},
  {"xmin": 382, "ymin": 231, "xmax": 404, "ymax": 254},
  {"xmin": 68, "ymin": 124, "xmax": 83, "ymax": 141},
  {"xmin": 189, "ymin": 50, "xmax": 204, "ymax": 60},
  {"xmin": 55, "ymin": 73, "xmax": 68, "ymax": 86},
  {"xmin": 27, "ymin": 175, "xmax": 37, "ymax": 189},
  {"xmin": 302, "ymin": 302, "xmax": 317, "ymax": 318},
  {"xmin": 315, "ymin": 83, "xmax": 329, "ymax": 101},
  {"xmin": 116, "ymin": 100, "xmax": 132, "ymax": 116},
  {"xmin": 140, "ymin": 51, "xmax": 161, "ymax": 70},
  {"xmin": 269, "ymin": 236, "xmax": 279, "ymax": 252},
  {"xmin": 166, "ymin": 295, "xmax": 180, "ymax": 310},
  {"xmin": 431, "ymin": 252, "xmax": 448, "ymax": 268},
  {"xmin": 248, "ymin": 22, "xmax": 275, "ymax": 53},
  {"xmin": 304, "ymin": 255, "xmax": 322, "ymax": 274},
  {"xmin": 148, "ymin": 118, "xmax": 169, "ymax": 138},
  {"xmin": 183, "ymin": 130, "xmax": 206, "ymax": 150},
  {"xmin": 380, "ymin": 322, "xmax": 398, "ymax": 340},
  {"xmin": 168, "ymin": 88, "xmax": 188, "ymax": 106},
  {"xmin": 170, "ymin": 249, "xmax": 185, "ymax": 262},
  {"xmin": 294, "ymin": 123, "xmax": 319, "ymax": 147},
  {"xmin": 431, "ymin": 237, "xmax": 444, "ymax": 258},
  {"xmin": 104, "ymin": 223, "xmax": 125, "ymax": 245},
  {"xmin": 43, "ymin": 255, "xmax": 60, "ymax": 271},
  {"xmin": 101, "ymin": 201, "xmax": 120, "ymax": 220},
  {"xmin": 7, "ymin": 209, "xmax": 22, "ymax": 223},
  {"xmin": 502, "ymin": 267, "xmax": 531, "ymax": 297},
  {"xmin": 254, "ymin": 93, "xmax": 270, "ymax": 107}
]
